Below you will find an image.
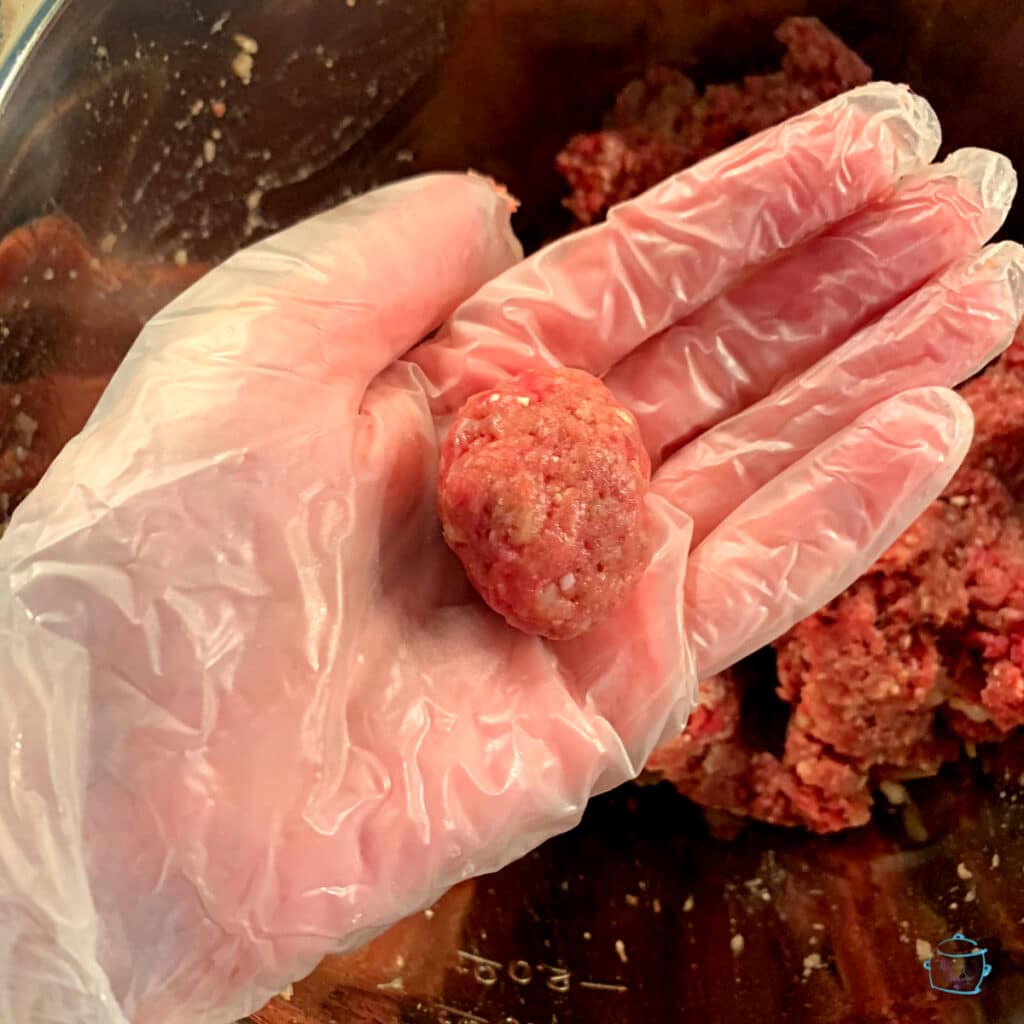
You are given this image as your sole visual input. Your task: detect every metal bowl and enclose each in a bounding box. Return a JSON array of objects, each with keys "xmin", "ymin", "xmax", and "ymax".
[{"xmin": 1, "ymin": 2, "xmax": 1023, "ymax": 1022}]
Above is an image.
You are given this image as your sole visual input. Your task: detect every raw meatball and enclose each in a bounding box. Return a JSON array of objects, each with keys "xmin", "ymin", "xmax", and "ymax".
[{"xmin": 438, "ymin": 367, "xmax": 653, "ymax": 639}]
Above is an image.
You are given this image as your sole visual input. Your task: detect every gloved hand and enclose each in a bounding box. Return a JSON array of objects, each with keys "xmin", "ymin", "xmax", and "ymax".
[{"xmin": 0, "ymin": 82, "xmax": 1020, "ymax": 1024}]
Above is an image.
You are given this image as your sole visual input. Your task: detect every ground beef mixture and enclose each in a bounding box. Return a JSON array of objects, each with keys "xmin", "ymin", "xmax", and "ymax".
[
  {"xmin": 0, "ymin": 215, "xmax": 206, "ymax": 521},
  {"xmin": 648, "ymin": 327, "xmax": 1024, "ymax": 831},
  {"xmin": 438, "ymin": 367, "xmax": 653, "ymax": 639},
  {"xmin": 556, "ymin": 17, "xmax": 872, "ymax": 226},
  {"xmin": 569, "ymin": 17, "xmax": 1024, "ymax": 831}
]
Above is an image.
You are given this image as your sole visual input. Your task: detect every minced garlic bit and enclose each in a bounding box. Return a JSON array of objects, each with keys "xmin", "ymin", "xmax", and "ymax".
[
  {"xmin": 614, "ymin": 939, "xmax": 628, "ymax": 963},
  {"xmin": 683, "ymin": 894, "xmax": 695, "ymax": 912},
  {"xmin": 916, "ymin": 939, "xmax": 932, "ymax": 960},
  {"xmin": 956, "ymin": 861, "xmax": 973, "ymax": 881},
  {"xmin": 730, "ymin": 933, "xmax": 745, "ymax": 955}
]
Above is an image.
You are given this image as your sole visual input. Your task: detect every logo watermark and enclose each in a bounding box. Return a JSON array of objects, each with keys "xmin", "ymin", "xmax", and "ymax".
[{"xmin": 923, "ymin": 933, "xmax": 993, "ymax": 995}]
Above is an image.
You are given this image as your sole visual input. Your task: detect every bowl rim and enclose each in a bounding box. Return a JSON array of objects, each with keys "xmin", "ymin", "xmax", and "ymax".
[{"xmin": 0, "ymin": 0, "xmax": 63, "ymax": 111}]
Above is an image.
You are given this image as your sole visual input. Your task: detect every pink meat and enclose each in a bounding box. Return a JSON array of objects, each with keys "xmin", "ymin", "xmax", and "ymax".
[
  {"xmin": 556, "ymin": 17, "xmax": 872, "ymax": 226},
  {"xmin": 438, "ymin": 367, "xmax": 653, "ymax": 639},
  {"xmin": 646, "ymin": 324, "xmax": 1024, "ymax": 833}
]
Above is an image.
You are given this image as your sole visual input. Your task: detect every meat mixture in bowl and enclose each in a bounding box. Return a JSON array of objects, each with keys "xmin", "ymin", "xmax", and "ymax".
[
  {"xmin": 3, "ymin": 16, "xmax": 1020, "ymax": 834},
  {"xmin": 555, "ymin": 16, "xmax": 1024, "ymax": 832}
]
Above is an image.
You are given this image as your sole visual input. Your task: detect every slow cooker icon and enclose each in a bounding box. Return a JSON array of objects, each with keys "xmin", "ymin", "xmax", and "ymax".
[{"xmin": 922, "ymin": 933, "xmax": 993, "ymax": 995}]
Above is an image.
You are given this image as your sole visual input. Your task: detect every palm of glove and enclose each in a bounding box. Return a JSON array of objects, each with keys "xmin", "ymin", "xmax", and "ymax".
[{"xmin": 0, "ymin": 84, "xmax": 1022, "ymax": 1024}]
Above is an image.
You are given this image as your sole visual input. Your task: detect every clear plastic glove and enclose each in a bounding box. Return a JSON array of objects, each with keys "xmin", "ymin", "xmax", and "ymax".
[{"xmin": 0, "ymin": 82, "xmax": 1021, "ymax": 1024}]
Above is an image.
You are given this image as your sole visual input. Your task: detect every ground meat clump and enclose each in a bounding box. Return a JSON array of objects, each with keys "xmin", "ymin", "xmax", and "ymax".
[
  {"xmin": 556, "ymin": 17, "xmax": 872, "ymax": 226},
  {"xmin": 438, "ymin": 367, "xmax": 653, "ymax": 640},
  {"xmin": 558, "ymin": 15, "xmax": 1024, "ymax": 831},
  {"xmin": 646, "ymin": 324, "xmax": 1024, "ymax": 832},
  {"xmin": 0, "ymin": 215, "xmax": 207, "ymax": 519}
]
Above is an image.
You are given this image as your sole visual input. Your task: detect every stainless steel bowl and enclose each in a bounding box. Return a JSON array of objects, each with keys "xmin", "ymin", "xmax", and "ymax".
[{"xmin": 1, "ymin": 3, "xmax": 1023, "ymax": 1022}]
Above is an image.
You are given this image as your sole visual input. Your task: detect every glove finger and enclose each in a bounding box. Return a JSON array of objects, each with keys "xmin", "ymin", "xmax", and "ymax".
[
  {"xmin": 414, "ymin": 82, "xmax": 939, "ymax": 412},
  {"xmin": 135, "ymin": 173, "xmax": 521, "ymax": 396},
  {"xmin": 606, "ymin": 148, "xmax": 1016, "ymax": 465},
  {"xmin": 684, "ymin": 387, "xmax": 973, "ymax": 679},
  {"xmin": 653, "ymin": 241, "xmax": 1024, "ymax": 547}
]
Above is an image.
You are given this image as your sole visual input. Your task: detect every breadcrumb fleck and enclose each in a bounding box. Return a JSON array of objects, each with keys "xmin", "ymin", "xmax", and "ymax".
[
  {"xmin": 879, "ymin": 780, "xmax": 908, "ymax": 805},
  {"xmin": 916, "ymin": 939, "xmax": 932, "ymax": 960},
  {"xmin": 13, "ymin": 413, "xmax": 37, "ymax": 449},
  {"xmin": 902, "ymin": 803, "xmax": 928, "ymax": 843},
  {"xmin": 232, "ymin": 49, "xmax": 255, "ymax": 85},
  {"xmin": 802, "ymin": 953, "xmax": 822, "ymax": 979}
]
